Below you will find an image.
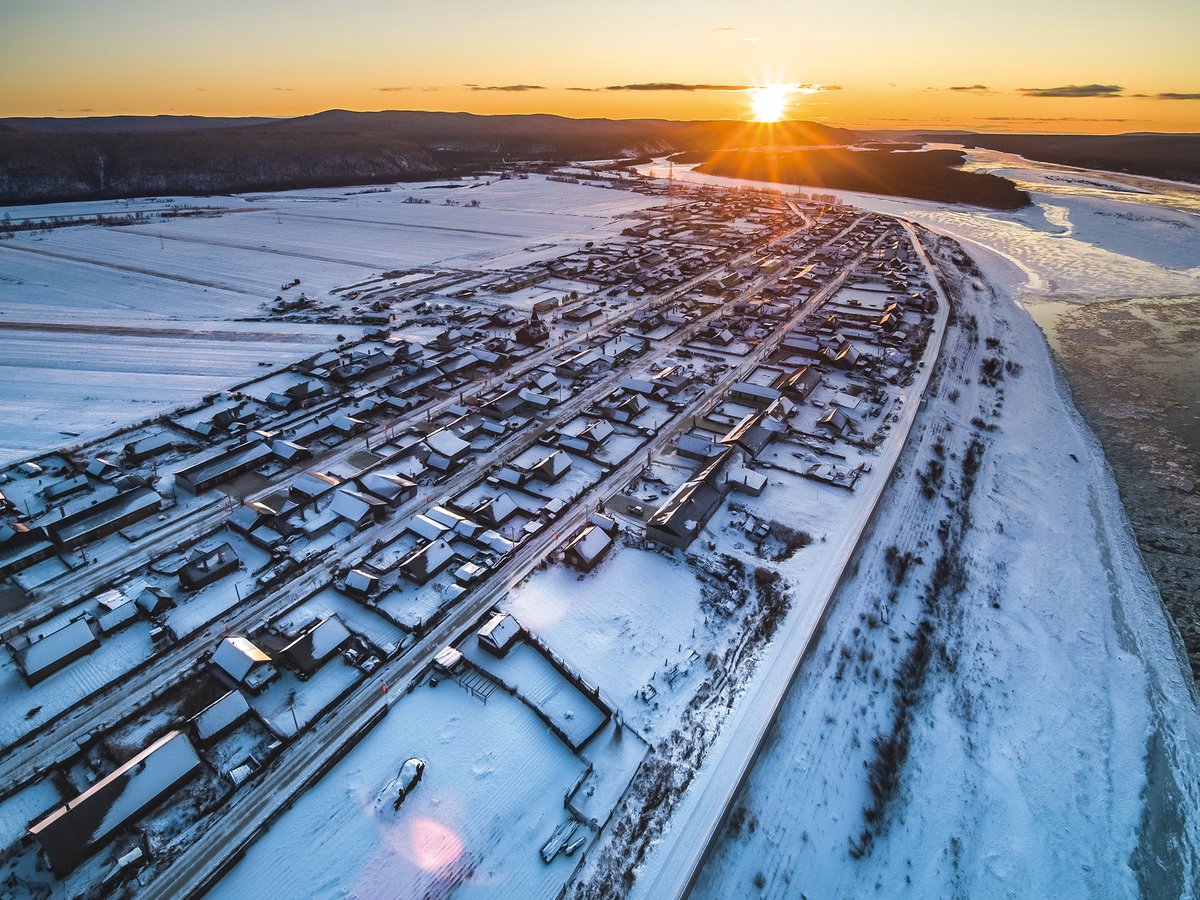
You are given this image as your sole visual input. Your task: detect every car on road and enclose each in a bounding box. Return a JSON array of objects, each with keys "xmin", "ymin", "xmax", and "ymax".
[
  {"xmin": 628, "ymin": 504, "xmax": 644, "ymax": 517},
  {"xmin": 392, "ymin": 757, "xmax": 426, "ymax": 809}
]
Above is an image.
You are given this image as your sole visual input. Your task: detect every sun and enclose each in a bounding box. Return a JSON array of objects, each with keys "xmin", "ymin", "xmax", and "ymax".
[{"xmin": 749, "ymin": 84, "xmax": 791, "ymax": 122}]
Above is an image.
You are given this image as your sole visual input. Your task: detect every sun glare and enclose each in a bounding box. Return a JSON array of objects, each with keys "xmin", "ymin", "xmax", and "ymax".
[{"xmin": 749, "ymin": 84, "xmax": 790, "ymax": 122}]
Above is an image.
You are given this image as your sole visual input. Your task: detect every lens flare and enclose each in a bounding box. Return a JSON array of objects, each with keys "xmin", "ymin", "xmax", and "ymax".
[{"xmin": 410, "ymin": 817, "xmax": 464, "ymax": 871}]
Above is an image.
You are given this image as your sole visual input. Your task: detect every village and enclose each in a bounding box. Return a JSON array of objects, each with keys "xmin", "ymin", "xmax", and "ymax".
[{"xmin": 0, "ymin": 171, "xmax": 945, "ymax": 898}]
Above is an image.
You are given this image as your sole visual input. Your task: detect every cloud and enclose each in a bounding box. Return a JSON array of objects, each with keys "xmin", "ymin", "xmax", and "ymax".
[
  {"xmin": 567, "ymin": 81, "xmax": 840, "ymax": 94},
  {"xmin": 714, "ymin": 25, "xmax": 736, "ymax": 31},
  {"xmin": 272, "ymin": 87, "xmax": 294, "ymax": 92},
  {"xmin": 949, "ymin": 84, "xmax": 993, "ymax": 93},
  {"xmin": 1153, "ymin": 92, "xmax": 1200, "ymax": 100},
  {"xmin": 982, "ymin": 115, "xmax": 1138, "ymax": 123},
  {"xmin": 1017, "ymin": 83, "xmax": 1124, "ymax": 98},
  {"xmin": 599, "ymin": 82, "xmax": 752, "ymax": 92},
  {"xmin": 463, "ymin": 83, "xmax": 546, "ymax": 92},
  {"xmin": 57, "ymin": 107, "xmax": 95, "ymax": 113}
]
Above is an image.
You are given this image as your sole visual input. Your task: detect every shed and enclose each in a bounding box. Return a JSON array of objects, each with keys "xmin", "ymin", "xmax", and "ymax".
[{"xmin": 191, "ymin": 690, "xmax": 251, "ymax": 744}]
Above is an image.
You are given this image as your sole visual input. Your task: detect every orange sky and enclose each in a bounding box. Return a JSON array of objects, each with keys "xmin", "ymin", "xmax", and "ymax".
[{"xmin": 3, "ymin": 0, "xmax": 1198, "ymax": 132}]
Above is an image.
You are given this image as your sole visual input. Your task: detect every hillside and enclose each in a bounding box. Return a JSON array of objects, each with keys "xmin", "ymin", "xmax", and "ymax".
[{"xmin": 0, "ymin": 111, "xmax": 855, "ymax": 204}]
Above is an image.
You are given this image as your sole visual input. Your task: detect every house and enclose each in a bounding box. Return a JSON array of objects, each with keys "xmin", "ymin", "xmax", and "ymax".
[
  {"xmin": 9, "ymin": 618, "xmax": 99, "ymax": 685},
  {"xmin": 95, "ymin": 589, "xmax": 139, "ymax": 633},
  {"xmin": 29, "ymin": 731, "xmax": 202, "ymax": 875},
  {"xmin": 613, "ymin": 394, "xmax": 649, "ymax": 423},
  {"xmin": 212, "ymin": 636, "xmax": 276, "ymax": 692},
  {"xmin": 43, "ymin": 486, "xmax": 163, "ymax": 549},
  {"xmin": 179, "ymin": 542, "xmax": 240, "ymax": 590},
  {"xmin": 134, "ymin": 585, "xmax": 173, "ymax": 616},
  {"xmin": 527, "ymin": 450, "xmax": 573, "ymax": 484},
  {"xmin": 726, "ymin": 466, "xmax": 768, "ymax": 496},
  {"xmin": 557, "ymin": 418, "xmax": 613, "ymax": 454},
  {"xmin": 472, "ymin": 492, "xmax": 518, "ymax": 527},
  {"xmin": 0, "ymin": 523, "xmax": 56, "ymax": 579},
  {"xmin": 423, "ymin": 428, "xmax": 471, "ymax": 465},
  {"xmin": 269, "ymin": 440, "xmax": 312, "ymax": 465},
  {"xmin": 407, "ymin": 513, "xmax": 449, "ymax": 542},
  {"xmin": 174, "ymin": 443, "xmax": 272, "ymax": 495},
  {"xmin": 397, "ymin": 538, "xmax": 457, "ymax": 585},
  {"xmin": 85, "ymin": 458, "xmax": 120, "ymax": 480},
  {"xmin": 191, "ymin": 690, "xmax": 251, "ymax": 744},
  {"xmin": 563, "ymin": 301, "xmax": 602, "ymax": 322},
  {"xmin": 645, "ymin": 449, "xmax": 731, "ymax": 549},
  {"xmin": 675, "ymin": 433, "xmax": 722, "ymax": 461},
  {"xmin": 330, "ymin": 489, "xmax": 388, "ymax": 529},
  {"xmin": 720, "ymin": 413, "xmax": 778, "ymax": 460},
  {"xmin": 290, "ymin": 470, "xmax": 342, "ymax": 504},
  {"xmin": 477, "ymin": 612, "xmax": 521, "ymax": 656},
  {"xmin": 123, "ymin": 432, "xmax": 174, "ymax": 463},
  {"xmin": 564, "ymin": 525, "xmax": 614, "ymax": 571},
  {"xmin": 775, "ymin": 365, "xmax": 820, "ymax": 401},
  {"xmin": 730, "ymin": 382, "xmax": 782, "ymax": 408},
  {"xmin": 282, "ymin": 615, "xmax": 352, "ymax": 676},
  {"xmin": 345, "ymin": 568, "xmax": 380, "ymax": 598},
  {"xmin": 817, "ymin": 406, "xmax": 851, "ymax": 434}
]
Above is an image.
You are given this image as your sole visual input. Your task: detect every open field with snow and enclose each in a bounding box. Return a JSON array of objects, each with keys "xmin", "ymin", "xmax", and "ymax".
[
  {"xmin": 0, "ymin": 177, "xmax": 658, "ymax": 464},
  {"xmin": 210, "ymin": 675, "xmax": 590, "ymax": 899}
]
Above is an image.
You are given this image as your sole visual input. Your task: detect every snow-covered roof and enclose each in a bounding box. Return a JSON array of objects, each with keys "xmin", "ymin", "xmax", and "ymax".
[
  {"xmin": 212, "ymin": 636, "xmax": 271, "ymax": 682},
  {"xmin": 424, "ymin": 428, "xmax": 470, "ymax": 459},
  {"xmin": 29, "ymin": 730, "xmax": 201, "ymax": 875},
  {"xmin": 192, "ymin": 690, "xmax": 250, "ymax": 742},
  {"xmin": 407, "ymin": 513, "xmax": 449, "ymax": 541},
  {"xmin": 331, "ymin": 489, "xmax": 385, "ymax": 525},
  {"xmin": 12, "ymin": 618, "xmax": 98, "ymax": 681},
  {"xmin": 478, "ymin": 612, "xmax": 521, "ymax": 653}
]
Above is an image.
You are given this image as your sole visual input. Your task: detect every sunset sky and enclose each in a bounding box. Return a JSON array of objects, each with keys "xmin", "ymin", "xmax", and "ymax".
[{"xmin": 3, "ymin": 0, "xmax": 1198, "ymax": 132}]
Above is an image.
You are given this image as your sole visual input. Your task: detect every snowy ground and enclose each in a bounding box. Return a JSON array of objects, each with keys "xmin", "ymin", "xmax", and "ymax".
[
  {"xmin": 0, "ymin": 177, "xmax": 658, "ymax": 464},
  {"xmin": 691, "ymin": 231, "xmax": 1200, "ymax": 898},
  {"xmin": 210, "ymin": 674, "xmax": 591, "ymax": 899}
]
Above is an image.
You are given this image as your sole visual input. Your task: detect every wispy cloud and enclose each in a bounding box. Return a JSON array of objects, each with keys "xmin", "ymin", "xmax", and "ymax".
[
  {"xmin": 597, "ymin": 82, "xmax": 753, "ymax": 92},
  {"xmin": 1018, "ymin": 83, "xmax": 1123, "ymax": 98},
  {"xmin": 1152, "ymin": 91, "xmax": 1200, "ymax": 100},
  {"xmin": 982, "ymin": 115, "xmax": 1138, "ymax": 123},
  {"xmin": 463, "ymin": 83, "xmax": 546, "ymax": 92},
  {"xmin": 376, "ymin": 86, "xmax": 445, "ymax": 92},
  {"xmin": 948, "ymin": 84, "xmax": 993, "ymax": 93},
  {"xmin": 272, "ymin": 87, "xmax": 294, "ymax": 92}
]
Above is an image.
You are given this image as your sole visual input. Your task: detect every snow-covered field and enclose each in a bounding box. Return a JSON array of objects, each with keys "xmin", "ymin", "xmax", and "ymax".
[
  {"xmin": 0, "ymin": 177, "xmax": 657, "ymax": 464},
  {"xmin": 210, "ymin": 675, "xmax": 590, "ymax": 899}
]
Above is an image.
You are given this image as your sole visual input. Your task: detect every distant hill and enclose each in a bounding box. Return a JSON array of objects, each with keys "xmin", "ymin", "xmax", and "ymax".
[
  {"xmin": 0, "ymin": 110, "xmax": 856, "ymax": 205},
  {"xmin": 1, "ymin": 115, "xmax": 279, "ymax": 134}
]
